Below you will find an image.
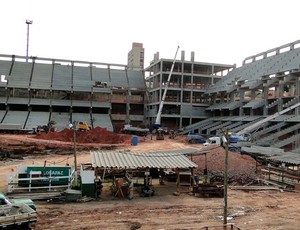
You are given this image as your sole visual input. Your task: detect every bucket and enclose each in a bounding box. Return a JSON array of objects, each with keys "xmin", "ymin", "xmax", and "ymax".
[{"xmin": 131, "ymin": 136, "xmax": 138, "ymax": 146}]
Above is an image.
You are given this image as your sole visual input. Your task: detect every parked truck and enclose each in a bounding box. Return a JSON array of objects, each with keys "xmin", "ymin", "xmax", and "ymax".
[
  {"xmin": 203, "ymin": 136, "xmax": 245, "ymax": 152},
  {"xmin": 0, "ymin": 193, "xmax": 37, "ymax": 229},
  {"xmin": 187, "ymin": 132, "xmax": 206, "ymax": 144},
  {"xmin": 123, "ymin": 124, "xmax": 149, "ymax": 136},
  {"xmin": 0, "ymin": 193, "xmax": 36, "ymax": 211}
]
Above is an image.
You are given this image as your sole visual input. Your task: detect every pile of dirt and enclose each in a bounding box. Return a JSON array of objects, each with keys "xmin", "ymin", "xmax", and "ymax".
[
  {"xmin": 34, "ymin": 127, "xmax": 132, "ymax": 145},
  {"xmin": 193, "ymin": 146, "xmax": 258, "ymax": 185}
]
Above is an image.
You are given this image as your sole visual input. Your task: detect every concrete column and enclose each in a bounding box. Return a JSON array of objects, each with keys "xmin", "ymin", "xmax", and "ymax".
[
  {"xmin": 251, "ymin": 90, "xmax": 256, "ymax": 100},
  {"xmin": 191, "ymin": 51, "xmax": 195, "ymax": 62},
  {"xmin": 181, "ymin": 50, "xmax": 185, "ymax": 61},
  {"xmin": 239, "ymin": 106, "xmax": 244, "ymax": 116},
  {"xmin": 263, "ymin": 87, "xmax": 268, "ymax": 116},
  {"xmin": 295, "ymin": 77, "xmax": 300, "ymax": 96}
]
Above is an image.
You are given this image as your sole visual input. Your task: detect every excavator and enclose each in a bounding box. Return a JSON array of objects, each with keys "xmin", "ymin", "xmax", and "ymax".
[
  {"xmin": 152, "ymin": 46, "xmax": 180, "ymax": 140},
  {"xmin": 35, "ymin": 120, "xmax": 56, "ymax": 134}
]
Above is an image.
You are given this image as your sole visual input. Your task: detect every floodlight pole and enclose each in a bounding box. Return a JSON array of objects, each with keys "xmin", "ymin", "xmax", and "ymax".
[{"xmin": 25, "ymin": 19, "xmax": 33, "ymax": 63}]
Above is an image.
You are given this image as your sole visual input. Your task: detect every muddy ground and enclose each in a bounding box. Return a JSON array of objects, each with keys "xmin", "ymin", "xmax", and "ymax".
[{"xmin": 0, "ymin": 132, "xmax": 300, "ymax": 229}]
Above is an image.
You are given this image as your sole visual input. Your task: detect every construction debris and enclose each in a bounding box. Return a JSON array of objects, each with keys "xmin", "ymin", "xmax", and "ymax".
[
  {"xmin": 192, "ymin": 146, "xmax": 257, "ymax": 185},
  {"xmin": 78, "ymin": 196, "xmax": 95, "ymax": 203}
]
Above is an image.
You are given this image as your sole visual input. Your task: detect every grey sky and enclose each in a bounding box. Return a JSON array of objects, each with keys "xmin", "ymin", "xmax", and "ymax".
[{"xmin": 1, "ymin": 0, "xmax": 299, "ymax": 67}]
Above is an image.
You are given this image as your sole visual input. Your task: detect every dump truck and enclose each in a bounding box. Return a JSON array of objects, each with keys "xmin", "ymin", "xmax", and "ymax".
[{"xmin": 0, "ymin": 193, "xmax": 37, "ymax": 228}]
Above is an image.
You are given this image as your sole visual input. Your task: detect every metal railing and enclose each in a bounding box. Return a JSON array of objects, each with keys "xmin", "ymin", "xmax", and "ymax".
[{"xmin": 7, "ymin": 170, "xmax": 74, "ymax": 193}]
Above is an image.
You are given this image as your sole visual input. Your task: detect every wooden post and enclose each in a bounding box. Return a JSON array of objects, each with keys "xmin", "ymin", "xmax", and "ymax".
[
  {"xmin": 176, "ymin": 169, "xmax": 180, "ymax": 192},
  {"xmin": 159, "ymin": 168, "xmax": 164, "ymax": 185},
  {"xmin": 191, "ymin": 168, "xmax": 194, "ymax": 187},
  {"xmin": 73, "ymin": 122, "xmax": 78, "ymax": 187},
  {"xmin": 223, "ymin": 129, "xmax": 229, "ymax": 228}
]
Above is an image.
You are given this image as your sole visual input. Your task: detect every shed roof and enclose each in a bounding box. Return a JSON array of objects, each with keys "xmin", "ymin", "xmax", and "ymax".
[
  {"xmin": 90, "ymin": 149, "xmax": 201, "ymax": 169},
  {"xmin": 241, "ymin": 146, "xmax": 300, "ymax": 165},
  {"xmin": 268, "ymin": 152, "xmax": 300, "ymax": 165}
]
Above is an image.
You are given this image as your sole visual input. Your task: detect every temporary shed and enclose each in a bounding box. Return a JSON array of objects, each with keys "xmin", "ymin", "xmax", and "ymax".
[
  {"xmin": 84, "ymin": 148, "xmax": 203, "ymax": 197},
  {"xmin": 90, "ymin": 149, "xmax": 199, "ymax": 170}
]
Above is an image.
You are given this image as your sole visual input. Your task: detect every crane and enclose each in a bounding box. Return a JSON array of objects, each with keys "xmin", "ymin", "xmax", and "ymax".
[{"xmin": 153, "ymin": 46, "xmax": 180, "ymax": 130}]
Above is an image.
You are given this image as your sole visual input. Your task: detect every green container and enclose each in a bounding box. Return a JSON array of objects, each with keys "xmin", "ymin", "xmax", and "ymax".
[
  {"xmin": 81, "ymin": 183, "xmax": 95, "ymax": 198},
  {"xmin": 25, "ymin": 166, "xmax": 72, "ymax": 186}
]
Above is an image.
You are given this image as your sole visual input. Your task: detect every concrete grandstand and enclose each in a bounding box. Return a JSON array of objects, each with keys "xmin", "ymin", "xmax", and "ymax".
[
  {"xmin": 0, "ymin": 55, "xmax": 146, "ymax": 132},
  {"xmin": 1, "ymin": 40, "xmax": 300, "ymax": 152}
]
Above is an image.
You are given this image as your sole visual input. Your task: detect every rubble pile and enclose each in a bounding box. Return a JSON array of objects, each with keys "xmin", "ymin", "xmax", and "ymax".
[
  {"xmin": 193, "ymin": 146, "xmax": 258, "ymax": 185},
  {"xmin": 35, "ymin": 127, "xmax": 132, "ymax": 145}
]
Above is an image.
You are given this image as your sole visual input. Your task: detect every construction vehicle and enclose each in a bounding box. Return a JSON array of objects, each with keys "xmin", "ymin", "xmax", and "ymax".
[
  {"xmin": 152, "ymin": 46, "xmax": 180, "ymax": 140},
  {"xmin": 76, "ymin": 121, "xmax": 91, "ymax": 131},
  {"xmin": 94, "ymin": 81, "xmax": 107, "ymax": 88},
  {"xmin": 0, "ymin": 123, "xmax": 34, "ymax": 134},
  {"xmin": 35, "ymin": 120, "xmax": 56, "ymax": 134},
  {"xmin": 187, "ymin": 132, "xmax": 206, "ymax": 144},
  {"xmin": 169, "ymin": 129, "xmax": 177, "ymax": 139},
  {"xmin": 155, "ymin": 128, "xmax": 165, "ymax": 140},
  {"xmin": 203, "ymin": 136, "xmax": 244, "ymax": 152},
  {"xmin": 0, "ymin": 193, "xmax": 37, "ymax": 229},
  {"xmin": 123, "ymin": 124, "xmax": 149, "ymax": 136}
]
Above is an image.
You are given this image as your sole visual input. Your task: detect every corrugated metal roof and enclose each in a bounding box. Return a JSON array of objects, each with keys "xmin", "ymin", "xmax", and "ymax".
[
  {"xmin": 242, "ymin": 146, "xmax": 300, "ymax": 165},
  {"xmin": 268, "ymin": 152, "xmax": 300, "ymax": 165},
  {"xmin": 241, "ymin": 146, "xmax": 284, "ymax": 157},
  {"xmin": 90, "ymin": 149, "xmax": 199, "ymax": 169}
]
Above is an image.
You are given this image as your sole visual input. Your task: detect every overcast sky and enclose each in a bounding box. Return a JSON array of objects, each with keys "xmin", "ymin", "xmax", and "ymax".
[{"xmin": 1, "ymin": 0, "xmax": 300, "ymax": 67}]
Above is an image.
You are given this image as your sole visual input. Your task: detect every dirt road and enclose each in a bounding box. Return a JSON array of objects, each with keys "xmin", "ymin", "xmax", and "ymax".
[{"xmin": 34, "ymin": 185, "xmax": 300, "ymax": 230}]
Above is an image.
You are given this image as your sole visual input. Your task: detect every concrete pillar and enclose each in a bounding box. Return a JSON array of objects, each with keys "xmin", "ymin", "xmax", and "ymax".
[
  {"xmin": 181, "ymin": 50, "xmax": 185, "ymax": 61},
  {"xmin": 239, "ymin": 106, "xmax": 243, "ymax": 116},
  {"xmin": 191, "ymin": 51, "xmax": 195, "ymax": 62},
  {"xmin": 295, "ymin": 78, "xmax": 300, "ymax": 96}
]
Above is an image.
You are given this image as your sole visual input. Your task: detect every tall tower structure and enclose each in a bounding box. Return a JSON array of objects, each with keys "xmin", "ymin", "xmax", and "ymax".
[
  {"xmin": 25, "ymin": 19, "xmax": 33, "ymax": 63},
  {"xmin": 127, "ymin": 42, "xmax": 144, "ymax": 70}
]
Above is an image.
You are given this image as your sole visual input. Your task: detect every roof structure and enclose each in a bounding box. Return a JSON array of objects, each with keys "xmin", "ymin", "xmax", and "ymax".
[
  {"xmin": 241, "ymin": 146, "xmax": 300, "ymax": 165},
  {"xmin": 90, "ymin": 149, "xmax": 202, "ymax": 169}
]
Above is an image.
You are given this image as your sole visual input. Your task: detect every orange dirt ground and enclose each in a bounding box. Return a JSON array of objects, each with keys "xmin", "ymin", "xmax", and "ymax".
[{"xmin": 0, "ymin": 131, "xmax": 300, "ymax": 230}]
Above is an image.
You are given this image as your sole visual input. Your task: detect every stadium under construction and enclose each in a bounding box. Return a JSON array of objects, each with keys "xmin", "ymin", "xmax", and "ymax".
[{"xmin": 1, "ymin": 40, "xmax": 300, "ymax": 153}]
